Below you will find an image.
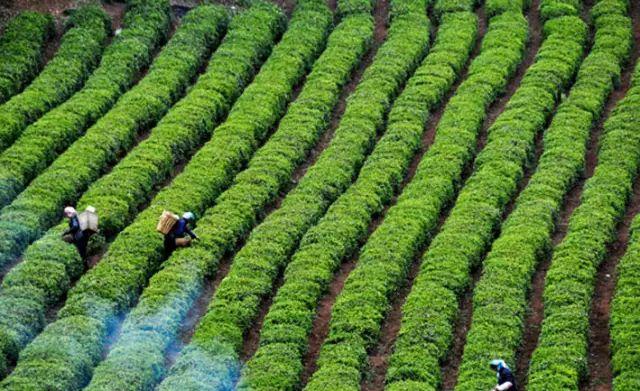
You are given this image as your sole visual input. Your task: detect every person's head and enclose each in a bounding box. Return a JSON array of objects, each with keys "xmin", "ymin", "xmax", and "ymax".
[
  {"xmin": 64, "ymin": 206, "xmax": 77, "ymax": 219},
  {"xmin": 490, "ymin": 359, "xmax": 506, "ymax": 372},
  {"xmin": 182, "ymin": 212, "xmax": 195, "ymax": 222}
]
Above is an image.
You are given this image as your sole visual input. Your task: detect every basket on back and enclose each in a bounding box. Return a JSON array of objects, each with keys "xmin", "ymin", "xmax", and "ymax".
[
  {"xmin": 157, "ymin": 211, "xmax": 179, "ymax": 234},
  {"xmin": 78, "ymin": 206, "xmax": 99, "ymax": 233}
]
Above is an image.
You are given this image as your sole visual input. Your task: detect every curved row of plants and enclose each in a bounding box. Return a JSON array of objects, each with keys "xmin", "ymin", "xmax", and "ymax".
[
  {"xmin": 231, "ymin": 1, "xmax": 435, "ymax": 389},
  {"xmin": 528, "ymin": 9, "xmax": 640, "ymax": 391},
  {"xmin": 0, "ymin": 5, "xmax": 110, "ymax": 152},
  {"xmin": 87, "ymin": 2, "xmax": 369, "ymax": 389},
  {"xmin": 0, "ymin": 0, "xmax": 329, "ymax": 387},
  {"xmin": 297, "ymin": 1, "xmax": 530, "ymax": 389},
  {"xmin": 0, "ymin": 3, "xmax": 282, "ymax": 380},
  {"xmin": 611, "ymin": 160, "xmax": 640, "ymax": 388},
  {"xmin": 158, "ymin": 2, "xmax": 387, "ymax": 390},
  {"xmin": 0, "ymin": 0, "xmax": 172, "ymax": 209},
  {"xmin": 0, "ymin": 2, "xmax": 224, "ymax": 270},
  {"xmin": 302, "ymin": 7, "xmax": 481, "ymax": 391},
  {"xmin": 385, "ymin": 2, "xmax": 588, "ymax": 390},
  {"xmin": 455, "ymin": 1, "xmax": 632, "ymax": 389},
  {"xmin": 0, "ymin": 11, "xmax": 53, "ymax": 104}
]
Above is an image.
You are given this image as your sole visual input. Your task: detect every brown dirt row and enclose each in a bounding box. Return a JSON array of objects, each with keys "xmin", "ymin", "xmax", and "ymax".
[
  {"xmin": 582, "ymin": 179, "xmax": 640, "ymax": 391},
  {"xmin": 0, "ymin": 256, "xmax": 21, "ymax": 284},
  {"xmin": 164, "ymin": 253, "xmax": 234, "ymax": 369},
  {"xmin": 240, "ymin": 272, "xmax": 285, "ymax": 361},
  {"xmin": 515, "ymin": 1, "xmax": 640, "ymax": 389},
  {"xmin": 326, "ymin": 0, "xmax": 337, "ymax": 13},
  {"xmin": 240, "ymin": 0, "xmax": 391, "ymax": 371}
]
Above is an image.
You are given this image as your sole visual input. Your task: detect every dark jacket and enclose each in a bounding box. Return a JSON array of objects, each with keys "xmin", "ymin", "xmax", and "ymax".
[
  {"xmin": 171, "ymin": 218, "xmax": 197, "ymax": 239},
  {"xmin": 64, "ymin": 216, "xmax": 83, "ymax": 241},
  {"xmin": 497, "ymin": 366, "xmax": 517, "ymax": 391}
]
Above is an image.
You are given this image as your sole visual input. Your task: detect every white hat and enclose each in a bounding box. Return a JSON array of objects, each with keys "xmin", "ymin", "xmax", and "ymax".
[{"xmin": 64, "ymin": 206, "xmax": 77, "ymax": 217}]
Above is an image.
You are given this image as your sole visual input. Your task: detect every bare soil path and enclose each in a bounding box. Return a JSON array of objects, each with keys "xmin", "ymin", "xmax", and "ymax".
[
  {"xmin": 515, "ymin": 1, "xmax": 640, "ymax": 389},
  {"xmin": 164, "ymin": 254, "xmax": 234, "ymax": 368}
]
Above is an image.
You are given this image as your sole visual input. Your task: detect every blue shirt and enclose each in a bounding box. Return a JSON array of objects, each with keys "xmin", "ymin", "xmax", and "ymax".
[{"xmin": 172, "ymin": 218, "xmax": 196, "ymax": 239}]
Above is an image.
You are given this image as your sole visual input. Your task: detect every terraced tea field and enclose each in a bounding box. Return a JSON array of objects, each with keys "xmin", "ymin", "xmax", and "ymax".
[{"xmin": 0, "ymin": 0, "xmax": 638, "ymax": 390}]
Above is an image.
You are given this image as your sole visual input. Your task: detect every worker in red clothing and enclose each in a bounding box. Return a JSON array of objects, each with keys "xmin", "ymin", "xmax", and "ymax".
[{"xmin": 490, "ymin": 359, "xmax": 517, "ymax": 391}]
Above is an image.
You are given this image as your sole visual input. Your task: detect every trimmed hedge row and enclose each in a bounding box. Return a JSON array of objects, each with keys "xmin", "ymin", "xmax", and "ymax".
[
  {"xmin": 528, "ymin": 16, "xmax": 640, "ymax": 391},
  {"xmin": 455, "ymin": 1, "xmax": 632, "ymax": 390},
  {"xmin": 528, "ymin": 71, "xmax": 640, "ymax": 390},
  {"xmin": 236, "ymin": 2, "xmax": 434, "ymax": 389},
  {"xmin": 0, "ymin": 0, "xmax": 330, "ymax": 387},
  {"xmin": 485, "ymin": 0, "xmax": 527, "ymax": 17},
  {"xmin": 540, "ymin": 0, "xmax": 581, "ymax": 21},
  {"xmin": 303, "ymin": 9, "xmax": 480, "ymax": 391},
  {"xmin": 0, "ymin": 3, "xmax": 229, "ymax": 387},
  {"xmin": 0, "ymin": 2, "xmax": 224, "ymax": 270},
  {"xmin": 0, "ymin": 0, "xmax": 171, "ymax": 208},
  {"xmin": 296, "ymin": 3, "xmax": 527, "ymax": 391},
  {"xmin": 337, "ymin": 0, "xmax": 374, "ymax": 18},
  {"xmin": 0, "ymin": 3, "xmax": 280, "ymax": 380},
  {"xmin": 385, "ymin": 11, "xmax": 588, "ymax": 391},
  {"xmin": 433, "ymin": 0, "xmax": 477, "ymax": 16},
  {"xmin": 0, "ymin": 6, "xmax": 110, "ymax": 152},
  {"xmin": 0, "ymin": 11, "xmax": 53, "ymax": 104},
  {"xmin": 612, "ymin": 192, "xmax": 640, "ymax": 389},
  {"xmin": 88, "ymin": 4, "xmax": 370, "ymax": 390}
]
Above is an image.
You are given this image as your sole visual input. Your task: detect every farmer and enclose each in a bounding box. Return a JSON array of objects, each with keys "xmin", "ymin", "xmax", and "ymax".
[
  {"xmin": 62, "ymin": 206, "xmax": 90, "ymax": 259},
  {"xmin": 489, "ymin": 359, "xmax": 517, "ymax": 391},
  {"xmin": 163, "ymin": 211, "xmax": 198, "ymax": 254}
]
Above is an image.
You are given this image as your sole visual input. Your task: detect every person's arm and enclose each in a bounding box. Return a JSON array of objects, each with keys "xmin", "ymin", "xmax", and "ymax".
[
  {"xmin": 62, "ymin": 218, "xmax": 78, "ymax": 235},
  {"xmin": 496, "ymin": 382, "xmax": 513, "ymax": 391},
  {"xmin": 185, "ymin": 226, "xmax": 198, "ymax": 240}
]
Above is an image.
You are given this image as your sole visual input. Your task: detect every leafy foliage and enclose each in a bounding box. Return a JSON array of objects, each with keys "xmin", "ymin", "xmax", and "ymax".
[
  {"xmin": 0, "ymin": 5, "xmax": 110, "ymax": 152},
  {"xmin": 0, "ymin": 2, "xmax": 280, "ymax": 381},
  {"xmin": 85, "ymin": 2, "xmax": 372, "ymax": 389},
  {"xmin": 232, "ymin": 1, "xmax": 436, "ymax": 389},
  {"xmin": 0, "ymin": 0, "xmax": 223, "ymax": 270},
  {"xmin": 0, "ymin": 3, "xmax": 230, "ymax": 388},
  {"xmin": 527, "ymin": 2, "xmax": 640, "ymax": 389},
  {"xmin": 0, "ymin": 0, "xmax": 172, "ymax": 209},
  {"xmin": 455, "ymin": 0, "xmax": 632, "ymax": 389},
  {"xmin": 385, "ymin": 8, "xmax": 587, "ymax": 391},
  {"xmin": 0, "ymin": 11, "xmax": 53, "ymax": 104},
  {"xmin": 0, "ymin": 0, "xmax": 330, "ymax": 387},
  {"xmin": 302, "ymin": 9, "xmax": 479, "ymax": 391}
]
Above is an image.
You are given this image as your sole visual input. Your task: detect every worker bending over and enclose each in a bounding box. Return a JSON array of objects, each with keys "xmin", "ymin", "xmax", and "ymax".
[
  {"xmin": 163, "ymin": 211, "xmax": 198, "ymax": 254},
  {"xmin": 490, "ymin": 359, "xmax": 517, "ymax": 391},
  {"xmin": 62, "ymin": 207, "xmax": 91, "ymax": 259}
]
